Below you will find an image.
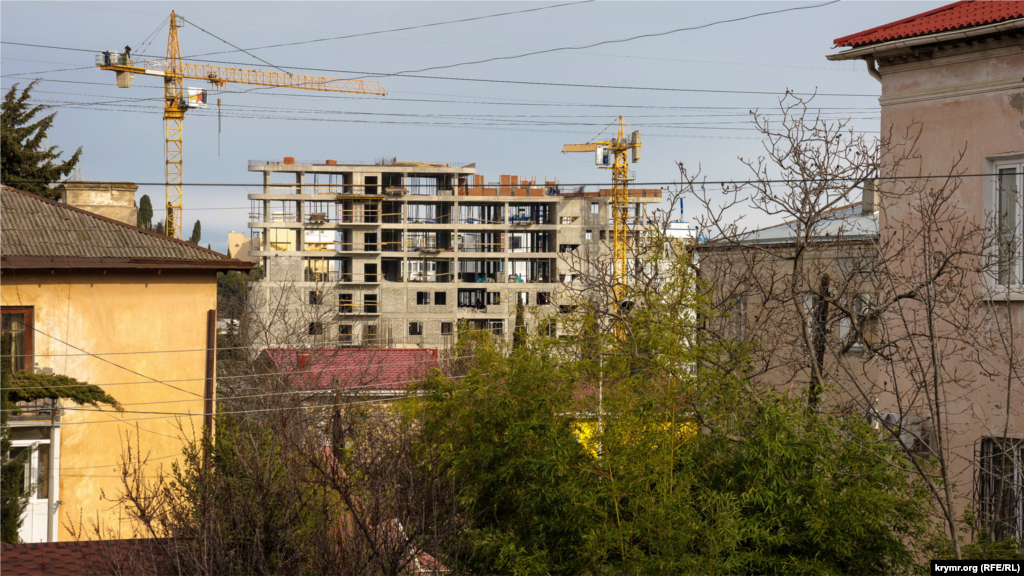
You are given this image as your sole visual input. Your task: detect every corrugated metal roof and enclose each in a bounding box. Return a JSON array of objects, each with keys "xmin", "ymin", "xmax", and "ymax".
[
  {"xmin": 834, "ymin": 0, "xmax": 1024, "ymax": 48},
  {"xmin": 732, "ymin": 203, "xmax": 877, "ymax": 246},
  {"xmin": 1, "ymin": 185, "xmax": 230, "ymax": 262}
]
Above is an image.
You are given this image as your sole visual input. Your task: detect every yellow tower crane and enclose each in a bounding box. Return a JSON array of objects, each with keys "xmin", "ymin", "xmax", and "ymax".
[
  {"xmin": 562, "ymin": 116, "xmax": 641, "ymax": 301},
  {"xmin": 97, "ymin": 11, "xmax": 387, "ymax": 239}
]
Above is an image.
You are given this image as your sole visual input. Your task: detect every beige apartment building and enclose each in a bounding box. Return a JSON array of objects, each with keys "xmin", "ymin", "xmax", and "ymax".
[
  {"xmin": 244, "ymin": 158, "xmax": 661, "ymax": 349},
  {"xmin": 827, "ymin": 1, "xmax": 1023, "ymax": 542}
]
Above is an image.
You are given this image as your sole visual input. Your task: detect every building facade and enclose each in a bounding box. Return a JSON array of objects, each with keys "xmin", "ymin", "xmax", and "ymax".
[
  {"xmin": 245, "ymin": 158, "xmax": 661, "ymax": 349},
  {"xmin": 829, "ymin": 1, "xmax": 1023, "ymax": 542},
  {"xmin": 1, "ymin": 185, "xmax": 252, "ymax": 542}
]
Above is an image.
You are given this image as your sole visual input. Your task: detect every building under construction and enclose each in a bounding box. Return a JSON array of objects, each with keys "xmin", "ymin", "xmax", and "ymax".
[{"xmin": 245, "ymin": 158, "xmax": 661, "ymax": 349}]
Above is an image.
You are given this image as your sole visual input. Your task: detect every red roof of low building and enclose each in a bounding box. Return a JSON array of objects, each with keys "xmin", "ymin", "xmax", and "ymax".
[
  {"xmin": 833, "ymin": 0, "xmax": 1024, "ymax": 48},
  {"xmin": 260, "ymin": 348, "xmax": 442, "ymax": 390},
  {"xmin": 1, "ymin": 540, "xmax": 166, "ymax": 575}
]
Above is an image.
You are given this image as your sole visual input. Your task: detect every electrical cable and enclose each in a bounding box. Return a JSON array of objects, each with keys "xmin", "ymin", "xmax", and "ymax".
[
  {"xmin": 0, "ymin": 41, "xmax": 878, "ymax": 97},
  {"xmin": 184, "ymin": 16, "xmax": 293, "ymax": 76},
  {"xmin": 364, "ymin": 0, "xmax": 842, "ymax": 78},
  {"xmin": 6, "ymin": 77, "xmax": 882, "ymax": 112},
  {"xmin": 178, "ymin": 1, "xmax": 596, "ymax": 60}
]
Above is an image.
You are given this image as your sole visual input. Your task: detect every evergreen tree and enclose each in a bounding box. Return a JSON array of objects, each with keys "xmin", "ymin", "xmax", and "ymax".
[
  {"xmin": 513, "ymin": 293, "xmax": 527, "ymax": 350},
  {"xmin": 188, "ymin": 220, "xmax": 201, "ymax": 245},
  {"xmin": 165, "ymin": 206, "xmax": 176, "ymax": 238},
  {"xmin": 154, "ymin": 221, "xmax": 165, "ymax": 236},
  {"xmin": 1, "ymin": 334, "xmax": 28, "ymax": 543},
  {"xmin": 137, "ymin": 194, "xmax": 154, "ymax": 230},
  {"xmin": 1, "ymin": 81, "xmax": 82, "ymax": 200}
]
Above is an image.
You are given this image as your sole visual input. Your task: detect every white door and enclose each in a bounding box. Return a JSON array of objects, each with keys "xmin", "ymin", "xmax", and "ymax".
[{"xmin": 10, "ymin": 441, "xmax": 50, "ymax": 543}]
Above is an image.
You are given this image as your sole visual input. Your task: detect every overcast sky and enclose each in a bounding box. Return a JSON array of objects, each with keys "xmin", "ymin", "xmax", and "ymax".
[{"xmin": 1, "ymin": 1, "xmax": 943, "ymax": 252}]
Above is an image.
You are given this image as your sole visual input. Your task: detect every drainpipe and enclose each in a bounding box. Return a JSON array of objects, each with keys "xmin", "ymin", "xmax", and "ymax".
[
  {"xmin": 864, "ymin": 57, "xmax": 882, "ymax": 83},
  {"xmin": 47, "ymin": 399, "xmax": 61, "ymax": 542}
]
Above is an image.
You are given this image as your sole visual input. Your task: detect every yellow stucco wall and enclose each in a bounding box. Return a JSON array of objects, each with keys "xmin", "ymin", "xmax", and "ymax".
[{"xmin": 1, "ymin": 268, "xmax": 217, "ymax": 541}]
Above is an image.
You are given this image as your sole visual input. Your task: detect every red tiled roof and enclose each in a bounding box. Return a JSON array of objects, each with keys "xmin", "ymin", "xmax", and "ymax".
[
  {"xmin": 1, "ymin": 540, "xmax": 165, "ymax": 576},
  {"xmin": 834, "ymin": 0, "xmax": 1024, "ymax": 47},
  {"xmin": 260, "ymin": 348, "xmax": 442, "ymax": 390}
]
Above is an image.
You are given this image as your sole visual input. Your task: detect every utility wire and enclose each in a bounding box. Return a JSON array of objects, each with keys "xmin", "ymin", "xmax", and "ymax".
[
  {"xmin": 0, "ymin": 41, "xmax": 877, "ymax": 97},
  {"xmin": 180, "ymin": 1, "xmax": 596, "ymax": 59},
  {"xmin": 184, "ymin": 16, "xmax": 292, "ymax": 75},
  {"xmin": 370, "ymin": 0, "xmax": 842, "ymax": 78}
]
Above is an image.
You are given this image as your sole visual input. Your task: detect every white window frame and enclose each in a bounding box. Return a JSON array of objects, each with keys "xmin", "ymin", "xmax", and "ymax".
[
  {"xmin": 987, "ymin": 156, "xmax": 1024, "ymax": 296},
  {"xmin": 590, "ymin": 202, "xmax": 600, "ymax": 215}
]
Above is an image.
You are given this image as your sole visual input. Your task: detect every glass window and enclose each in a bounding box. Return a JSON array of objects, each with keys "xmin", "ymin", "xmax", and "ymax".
[
  {"xmin": 364, "ymin": 295, "xmax": 379, "ymax": 314},
  {"xmin": 997, "ymin": 166, "xmax": 1021, "ymax": 286},
  {"xmin": 417, "ymin": 292, "xmax": 431, "ymax": 305},
  {"xmin": 441, "ymin": 322, "xmax": 453, "ymax": 336},
  {"xmin": 434, "ymin": 292, "xmax": 447, "ymax": 305},
  {"xmin": 338, "ymin": 325, "xmax": 353, "ymax": 345},
  {"xmin": 591, "ymin": 202, "xmax": 599, "ymax": 214},
  {"xmin": 1, "ymin": 308, "xmax": 33, "ymax": 372},
  {"xmin": 409, "ymin": 322, "xmax": 423, "ymax": 336},
  {"xmin": 585, "ymin": 230, "xmax": 593, "ymax": 241}
]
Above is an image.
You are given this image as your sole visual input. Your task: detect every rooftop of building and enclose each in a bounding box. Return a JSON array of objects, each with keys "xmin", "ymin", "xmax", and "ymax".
[
  {"xmin": 0, "ymin": 185, "xmax": 253, "ymax": 271},
  {"xmin": 701, "ymin": 202, "xmax": 877, "ymax": 249},
  {"xmin": 259, "ymin": 347, "xmax": 444, "ymax": 390},
  {"xmin": 1, "ymin": 540, "xmax": 166, "ymax": 576},
  {"xmin": 833, "ymin": 0, "xmax": 1024, "ymax": 48},
  {"xmin": 249, "ymin": 158, "xmax": 476, "ymax": 170}
]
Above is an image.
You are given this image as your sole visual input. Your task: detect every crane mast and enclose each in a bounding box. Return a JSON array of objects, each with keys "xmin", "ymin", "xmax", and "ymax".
[
  {"xmin": 97, "ymin": 11, "xmax": 387, "ymax": 239},
  {"xmin": 562, "ymin": 116, "xmax": 641, "ymax": 302},
  {"xmin": 164, "ymin": 12, "xmax": 184, "ymax": 239}
]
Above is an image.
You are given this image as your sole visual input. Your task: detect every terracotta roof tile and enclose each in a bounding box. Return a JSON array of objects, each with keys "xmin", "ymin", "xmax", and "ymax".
[
  {"xmin": 1, "ymin": 540, "xmax": 165, "ymax": 576},
  {"xmin": 260, "ymin": 348, "xmax": 443, "ymax": 390},
  {"xmin": 834, "ymin": 0, "xmax": 1024, "ymax": 47}
]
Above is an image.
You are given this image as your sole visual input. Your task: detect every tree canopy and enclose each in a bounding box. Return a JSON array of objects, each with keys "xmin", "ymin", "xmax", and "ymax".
[
  {"xmin": 1, "ymin": 81, "xmax": 82, "ymax": 200},
  {"xmin": 406, "ymin": 235, "xmax": 935, "ymax": 575},
  {"xmin": 137, "ymin": 194, "xmax": 154, "ymax": 230},
  {"xmin": 188, "ymin": 220, "xmax": 202, "ymax": 245}
]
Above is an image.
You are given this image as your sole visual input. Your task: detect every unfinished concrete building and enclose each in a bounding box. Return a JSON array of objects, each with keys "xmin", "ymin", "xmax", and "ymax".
[{"xmin": 245, "ymin": 158, "xmax": 661, "ymax": 349}]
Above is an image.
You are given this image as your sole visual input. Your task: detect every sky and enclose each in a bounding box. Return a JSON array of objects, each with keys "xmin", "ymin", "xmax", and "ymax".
[{"xmin": 1, "ymin": 1, "xmax": 946, "ymax": 253}]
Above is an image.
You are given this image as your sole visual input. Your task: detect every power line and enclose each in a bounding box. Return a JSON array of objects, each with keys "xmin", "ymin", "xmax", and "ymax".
[
  {"xmin": 0, "ymin": 41, "xmax": 877, "ymax": 97},
  {"xmin": 5, "ymin": 83, "xmax": 884, "ymax": 121},
  {"xmin": 7, "ymin": 77, "xmax": 882, "ymax": 112},
  {"xmin": 367, "ymin": 0, "xmax": 841, "ymax": 78},
  {"xmin": 23, "ymin": 96, "xmax": 881, "ymax": 132},
  {"xmin": 3, "ymin": 174, "xmax": 1001, "ymax": 190},
  {"xmin": 179, "ymin": 1, "xmax": 597, "ymax": 60}
]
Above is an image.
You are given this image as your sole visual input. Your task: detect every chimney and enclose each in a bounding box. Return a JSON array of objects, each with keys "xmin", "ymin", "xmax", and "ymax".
[
  {"xmin": 60, "ymin": 181, "xmax": 139, "ymax": 226},
  {"xmin": 862, "ymin": 179, "xmax": 878, "ymax": 215}
]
